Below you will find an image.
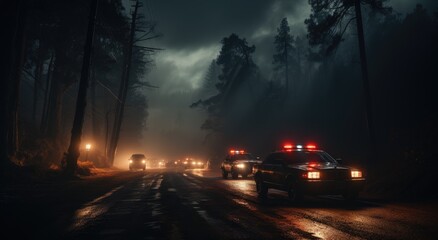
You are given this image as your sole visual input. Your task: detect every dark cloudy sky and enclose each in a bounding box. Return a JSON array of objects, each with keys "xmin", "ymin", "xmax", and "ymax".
[{"xmin": 135, "ymin": 0, "xmax": 438, "ymax": 160}]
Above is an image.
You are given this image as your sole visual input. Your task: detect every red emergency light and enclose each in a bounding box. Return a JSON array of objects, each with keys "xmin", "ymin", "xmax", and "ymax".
[
  {"xmin": 283, "ymin": 143, "xmax": 317, "ymax": 151},
  {"xmin": 230, "ymin": 149, "xmax": 245, "ymax": 154}
]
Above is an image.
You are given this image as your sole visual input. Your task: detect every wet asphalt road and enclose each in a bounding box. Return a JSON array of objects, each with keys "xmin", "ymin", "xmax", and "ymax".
[{"xmin": 3, "ymin": 168, "xmax": 438, "ymax": 240}]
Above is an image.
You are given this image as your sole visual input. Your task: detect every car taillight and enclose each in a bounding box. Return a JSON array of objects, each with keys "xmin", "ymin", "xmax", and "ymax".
[
  {"xmin": 351, "ymin": 170, "xmax": 362, "ymax": 178},
  {"xmin": 302, "ymin": 171, "xmax": 320, "ymax": 179}
]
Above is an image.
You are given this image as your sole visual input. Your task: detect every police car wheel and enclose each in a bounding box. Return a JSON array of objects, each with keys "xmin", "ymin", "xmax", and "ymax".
[
  {"xmin": 231, "ymin": 172, "xmax": 238, "ymax": 179},
  {"xmin": 288, "ymin": 185, "xmax": 302, "ymax": 202},
  {"xmin": 256, "ymin": 180, "xmax": 268, "ymax": 198},
  {"xmin": 241, "ymin": 173, "xmax": 248, "ymax": 178},
  {"xmin": 222, "ymin": 171, "xmax": 228, "ymax": 179}
]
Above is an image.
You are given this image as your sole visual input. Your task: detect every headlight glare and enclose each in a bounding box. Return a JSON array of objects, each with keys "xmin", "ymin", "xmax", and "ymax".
[
  {"xmin": 351, "ymin": 170, "xmax": 362, "ymax": 178},
  {"xmin": 236, "ymin": 163, "xmax": 245, "ymax": 169},
  {"xmin": 307, "ymin": 171, "xmax": 320, "ymax": 179}
]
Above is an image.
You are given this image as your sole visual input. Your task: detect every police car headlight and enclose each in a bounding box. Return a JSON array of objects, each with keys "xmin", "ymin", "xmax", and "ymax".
[
  {"xmin": 351, "ymin": 170, "xmax": 362, "ymax": 178},
  {"xmin": 142, "ymin": 160, "xmax": 146, "ymax": 164},
  {"xmin": 302, "ymin": 171, "xmax": 320, "ymax": 179},
  {"xmin": 129, "ymin": 160, "xmax": 133, "ymax": 164},
  {"xmin": 236, "ymin": 163, "xmax": 245, "ymax": 169}
]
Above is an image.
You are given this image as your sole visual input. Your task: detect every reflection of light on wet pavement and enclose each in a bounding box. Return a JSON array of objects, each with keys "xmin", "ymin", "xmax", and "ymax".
[
  {"xmin": 69, "ymin": 185, "xmax": 124, "ymax": 230},
  {"xmin": 187, "ymin": 168, "xmax": 219, "ymax": 178},
  {"xmin": 290, "ymin": 217, "xmax": 359, "ymax": 240},
  {"xmin": 232, "ymin": 198, "xmax": 257, "ymax": 211},
  {"xmin": 191, "ymin": 169, "xmax": 205, "ymax": 177},
  {"xmin": 221, "ymin": 180, "xmax": 257, "ymax": 197}
]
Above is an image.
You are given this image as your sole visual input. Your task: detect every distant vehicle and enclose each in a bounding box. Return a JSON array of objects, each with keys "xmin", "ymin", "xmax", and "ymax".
[
  {"xmin": 253, "ymin": 144, "xmax": 366, "ymax": 201},
  {"xmin": 182, "ymin": 158, "xmax": 205, "ymax": 169},
  {"xmin": 157, "ymin": 159, "xmax": 167, "ymax": 168},
  {"xmin": 146, "ymin": 157, "xmax": 166, "ymax": 168},
  {"xmin": 221, "ymin": 150, "xmax": 262, "ymax": 179},
  {"xmin": 129, "ymin": 153, "xmax": 146, "ymax": 171}
]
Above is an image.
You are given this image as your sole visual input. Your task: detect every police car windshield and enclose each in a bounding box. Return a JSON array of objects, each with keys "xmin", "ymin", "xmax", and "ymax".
[
  {"xmin": 284, "ymin": 151, "xmax": 337, "ymax": 164},
  {"xmin": 228, "ymin": 153, "xmax": 254, "ymax": 161}
]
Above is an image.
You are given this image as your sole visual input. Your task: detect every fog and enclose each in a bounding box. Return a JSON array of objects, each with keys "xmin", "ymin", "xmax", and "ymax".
[
  {"xmin": 9, "ymin": 0, "xmax": 438, "ymax": 177},
  {"xmin": 136, "ymin": 0, "xmax": 438, "ymax": 166}
]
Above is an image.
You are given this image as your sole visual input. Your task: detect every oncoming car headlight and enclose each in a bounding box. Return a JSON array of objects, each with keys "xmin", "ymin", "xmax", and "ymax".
[
  {"xmin": 142, "ymin": 160, "xmax": 146, "ymax": 164},
  {"xmin": 235, "ymin": 163, "xmax": 245, "ymax": 169},
  {"xmin": 351, "ymin": 170, "xmax": 362, "ymax": 178},
  {"xmin": 129, "ymin": 160, "xmax": 133, "ymax": 164}
]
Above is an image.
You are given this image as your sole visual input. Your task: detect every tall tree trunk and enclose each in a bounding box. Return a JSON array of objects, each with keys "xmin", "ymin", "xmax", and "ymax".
[
  {"xmin": 64, "ymin": 0, "xmax": 99, "ymax": 177},
  {"xmin": 1, "ymin": 0, "xmax": 26, "ymax": 178},
  {"xmin": 105, "ymin": 109, "xmax": 111, "ymax": 158},
  {"xmin": 40, "ymin": 53, "xmax": 54, "ymax": 133},
  {"xmin": 285, "ymin": 42, "xmax": 289, "ymax": 98},
  {"xmin": 45, "ymin": 72, "xmax": 63, "ymax": 139},
  {"xmin": 8, "ymin": 0, "xmax": 28, "ymax": 158},
  {"xmin": 355, "ymin": 0, "xmax": 376, "ymax": 163},
  {"xmin": 33, "ymin": 48, "xmax": 44, "ymax": 130},
  {"xmin": 107, "ymin": 0, "xmax": 139, "ymax": 165},
  {"xmin": 91, "ymin": 69, "xmax": 100, "ymax": 142}
]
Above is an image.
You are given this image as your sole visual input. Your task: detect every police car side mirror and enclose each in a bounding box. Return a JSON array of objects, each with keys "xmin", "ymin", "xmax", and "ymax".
[{"xmin": 336, "ymin": 158, "xmax": 343, "ymax": 164}]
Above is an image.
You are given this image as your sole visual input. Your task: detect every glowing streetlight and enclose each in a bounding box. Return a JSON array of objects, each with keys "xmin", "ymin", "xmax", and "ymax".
[{"xmin": 85, "ymin": 144, "xmax": 91, "ymax": 161}]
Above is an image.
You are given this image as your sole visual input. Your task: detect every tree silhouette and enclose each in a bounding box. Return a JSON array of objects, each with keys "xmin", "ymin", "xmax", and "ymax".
[
  {"xmin": 191, "ymin": 33, "xmax": 256, "ymax": 133},
  {"xmin": 305, "ymin": 0, "xmax": 391, "ymax": 163},
  {"xmin": 64, "ymin": 0, "xmax": 99, "ymax": 177},
  {"xmin": 107, "ymin": 0, "xmax": 162, "ymax": 166},
  {"xmin": 273, "ymin": 18, "xmax": 296, "ymax": 94}
]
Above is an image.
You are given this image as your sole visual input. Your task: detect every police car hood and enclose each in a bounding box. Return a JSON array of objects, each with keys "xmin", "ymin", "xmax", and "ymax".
[
  {"xmin": 235, "ymin": 159, "xmax": 262, "ymax": 164},
  {"xmin": 291, "ymin": 163, "xmax": 349, "ymax": 171}
]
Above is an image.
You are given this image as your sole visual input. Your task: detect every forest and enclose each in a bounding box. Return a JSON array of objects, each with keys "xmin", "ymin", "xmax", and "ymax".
[
  {"xmin": 190, "ymin": 2, "xmax": 438, "ymax": 198},
  {"xmin": 2, "ymin": 0, "xmax": 159, "ymax": 177},
  {"xmin": 2, "ymin": 0, "xmax": 438, "ymax": 198}
]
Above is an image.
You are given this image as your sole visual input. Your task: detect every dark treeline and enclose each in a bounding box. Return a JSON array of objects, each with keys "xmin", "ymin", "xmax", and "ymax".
[
  {"xmin": 2, "ymin": 0, "xmax": 159, "ymax": 176},
  {"xmin": 192, "ymin": 3, "xmax": 438, "ymax": 198}
]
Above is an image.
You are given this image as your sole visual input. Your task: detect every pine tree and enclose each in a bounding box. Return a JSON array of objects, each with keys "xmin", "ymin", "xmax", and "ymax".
[{"xmin": 273, "ymin": 18, "xmax": 296, "ymax": 94}]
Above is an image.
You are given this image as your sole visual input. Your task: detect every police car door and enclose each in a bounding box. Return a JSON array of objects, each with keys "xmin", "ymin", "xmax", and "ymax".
[{"xmin": 271, "ymin": 154, "xmax": 287, "ymax": 187}]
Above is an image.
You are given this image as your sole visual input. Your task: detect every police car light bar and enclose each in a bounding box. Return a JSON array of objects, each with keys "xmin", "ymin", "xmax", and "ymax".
[
  {"xmin": 230, "ymin": 149, "xmax": 245, "ymax": 154},
  {"xmin": 283, "ymin": 144, "xmax": 293, "ymax": 149},
  {"xmin": 283, "ymin": 144, "xmax": 317, "ymax": 150}
]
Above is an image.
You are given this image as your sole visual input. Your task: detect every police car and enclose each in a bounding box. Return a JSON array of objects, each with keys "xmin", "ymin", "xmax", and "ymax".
[
  {"xmin": 252, "ymin": 144, "xmax": 366, "ymax": 201},
  {"xmin": 221, "ymin": 150, "xmax": 262, "ymax": 179}
]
